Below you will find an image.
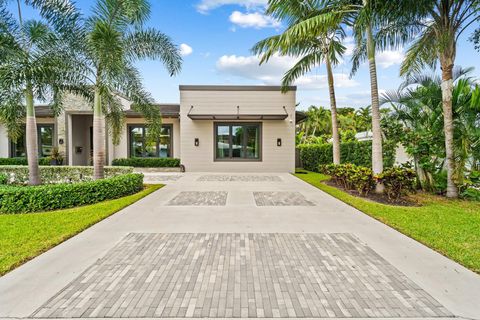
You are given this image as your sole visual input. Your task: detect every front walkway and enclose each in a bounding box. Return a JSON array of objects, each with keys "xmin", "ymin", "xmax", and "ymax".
[{"xmin": 0, "ymin": 173, "xmax": 479, "ymax": 319}]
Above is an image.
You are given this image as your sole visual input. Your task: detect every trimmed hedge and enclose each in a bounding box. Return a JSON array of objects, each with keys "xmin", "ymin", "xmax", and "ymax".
[
  {"xmin": 111, "ymin": 157, "xmax": 180, "ymax": 168},
  {"xmin": 0, "ymin": 166, "xmax": 133, "ymax": 185},
  {"xmin": 298, "ymin": 141, "xmax": 395, "ymax": 172},
  {"xmin": 0, "ymin": 157, "xmax": 50, "ymax": 166},
  {"xmin": 0, "ymin": 173, "xmax": 144, "ymax": 213}
]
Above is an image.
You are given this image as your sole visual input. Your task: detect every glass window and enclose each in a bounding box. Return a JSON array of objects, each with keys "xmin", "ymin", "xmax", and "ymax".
[
  {"xmin": 215, "ymin": 123, "xmax": 261, "ymax": 161},
  {"xmin": 10, "ymin": 125, "xmax": 54, "ymax": 158},
  {"xmin": 128, "ymin": 125, "xmax": 172, "ymax": 158}
]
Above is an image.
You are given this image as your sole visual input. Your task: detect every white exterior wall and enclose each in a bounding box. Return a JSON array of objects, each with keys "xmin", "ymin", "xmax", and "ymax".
[
  {"xmin": 111, "ymin": 117, "xmax": 180, "ymax": 162},
  {"xmin": 0, "ymin": 124, "xmax": 9, "ymax": 158},
  {"xmin": 179, "ymin": 89, "xmax": 296, "ymax": 172}
]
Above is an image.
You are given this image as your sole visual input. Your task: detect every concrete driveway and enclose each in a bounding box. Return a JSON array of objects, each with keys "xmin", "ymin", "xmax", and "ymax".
[{"xmin": 0, "ymin": 172, "xmax": 479, "ymax": 319}]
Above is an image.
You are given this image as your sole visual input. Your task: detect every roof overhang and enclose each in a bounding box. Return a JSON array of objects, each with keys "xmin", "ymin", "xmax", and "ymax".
[{"xmin": 187, "ymin": 114, "xmax": 288, "ymax": 121}]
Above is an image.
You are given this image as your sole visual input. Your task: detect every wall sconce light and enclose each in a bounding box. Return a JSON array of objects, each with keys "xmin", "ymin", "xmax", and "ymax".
[
  {"xmin": 194, "ymin": 138, "xmax": 199, "ymax": 147},
  {"xmin": 58, "ymin": 138, "xmax": 64, "ymax": 145},
  {"xmin": 277, "ymin": 138, "xmax": 282, "ymax": 147}
]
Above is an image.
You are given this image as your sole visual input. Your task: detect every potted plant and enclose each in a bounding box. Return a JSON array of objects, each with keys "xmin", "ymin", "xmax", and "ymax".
[{"xmin": 50, "ymin": 147, "xmax": 64, "ymax": 166}]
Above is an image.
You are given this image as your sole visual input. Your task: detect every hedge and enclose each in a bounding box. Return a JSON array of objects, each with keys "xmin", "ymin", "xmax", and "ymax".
[
  {"xmin": 298, "ymin": 141, "xmax": 395, "ymax": 172},
  {"xmin": 0, "ymin": 166, "xmax": 133, "ymax": 185},
  {"xmin": 0, "ymin": 173, "xmax": 144, "ymax": 213},
  {"xmin": 111, "ymin": 157, "xmax": 181, "ymax": 168},
  {"xmin": 0, "ymin": 157, "xmax": 50, "ymax": 166}
]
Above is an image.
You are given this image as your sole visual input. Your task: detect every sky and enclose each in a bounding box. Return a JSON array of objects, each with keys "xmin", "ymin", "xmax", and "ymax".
[{"xmin": 11, "ymin": 0, "xmax": 480, "ymax": 111}]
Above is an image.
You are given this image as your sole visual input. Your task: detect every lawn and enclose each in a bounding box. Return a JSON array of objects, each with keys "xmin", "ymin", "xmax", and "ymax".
[
  {"xmin": 294, "ymin": 170, "xmax": 480, "ymax": 274},
  {"xmin": 0, "ymin": 184, "xmax": 162, "ymax": 276}
]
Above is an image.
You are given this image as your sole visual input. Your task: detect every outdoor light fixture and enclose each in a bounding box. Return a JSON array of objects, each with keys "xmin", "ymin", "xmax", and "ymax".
[
  {"xmin": 194, "ymin": 138, "xmax": 199, "ymax": 147},
  {"xmin": 59, "ymin": 138, "xmax": 64, "ymax": 145},
  {"xmin": 277, "ymin": 138, "xmax": 282, "ymax": 147}
]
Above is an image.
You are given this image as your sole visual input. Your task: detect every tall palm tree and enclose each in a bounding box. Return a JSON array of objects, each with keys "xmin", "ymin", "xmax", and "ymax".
[
  {"xmin": 66, "ymin": 0, "xmax": 182, "ymax": 179},
  {"xmin": 400, "ymin": 0, "xmax": 480, "ymax": 198},
  {"xmin": 0, "ymin": 0, "xmax": 78, "ymax": 185},
  {"xmin": 252, "ymin": 0, "xmax": 345, "ymax": 164}
]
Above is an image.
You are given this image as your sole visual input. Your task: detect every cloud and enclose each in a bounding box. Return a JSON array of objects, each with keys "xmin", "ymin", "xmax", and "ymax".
[
  {"xmin": 376, "ymin": 50, "xmax": 404, "ymax": 68},
  {"xmin": 179, "ymin": 43, "xmax": 193, "ymax": 56},
  {"xmin": 229, "ymin": 11, "xmax": 280, "ymax": 29},
  {"xmin": 343, "ymin": 36, "xmax": 355, "ymax": 57},
  {"xmin": 196, "ymin": 0, "xmax": 267, "ymax": 13},
  {"xmin": 216, "ymin": 54, "xmax": 359, "ymax": 89}
]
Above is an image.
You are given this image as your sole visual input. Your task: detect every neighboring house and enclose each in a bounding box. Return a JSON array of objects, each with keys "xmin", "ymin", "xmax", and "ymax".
[
  {"xmin": 0, "ymin": 85, "xmax": 301, "ymax": 172},
  {"xmin": 353, "ymin": 130, "xmax": 411, "ymax": 165}
]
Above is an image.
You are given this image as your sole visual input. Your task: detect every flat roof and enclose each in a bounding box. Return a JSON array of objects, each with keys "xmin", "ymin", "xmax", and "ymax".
[{"xmin": 179, "ymin": 85, "xmax": 297, "ymax": 92}]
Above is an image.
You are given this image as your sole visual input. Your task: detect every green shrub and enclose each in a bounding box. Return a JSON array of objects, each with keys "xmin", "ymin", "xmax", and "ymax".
[
  {"xmin": 319, "ymin": 163, "xmax": 375, "ymax": 196},
  {"xmin": 0, "ymin": 173, "xmax": 7, "ymax": 185},
  {"xmin": 0, "ymin": 158, "xmax": 50, "ymax": 166},
  {"xmin": 298, "ymin": 140, "xmax": 395, "ymax": 172},
  {"xmin": 111, "ymin": 157, "xmax": 180, "ymax": 168},
  {"xmin": 376, "ymin": 167, "xmax": 417, "ymax": 200},
  {"xmin": 0, "ymin": 166, "xmax": 133, "ymax": 185},
  {"xmin": 460, "ymin": 187, "xmax": 480, "ymax": 201},
  {"xmin": 0, "ymin": 173, "xmax": 144, "ymax": 213}
]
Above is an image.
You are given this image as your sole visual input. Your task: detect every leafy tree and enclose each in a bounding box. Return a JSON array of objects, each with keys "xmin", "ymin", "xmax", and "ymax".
[
  {"xmin": 400, "ymin": 0, "xmax": 480, "ymax": 197},
  {"xmin": 62, "ymin": 0, "xmax": 182, "ymax": 179},
  {"xmin": 252, "ymin": 0, "xmax": 345, "ymax": 164},
  {"xmin": 0, "ymin": 0, "xmax": 78, "ymax": 185}
]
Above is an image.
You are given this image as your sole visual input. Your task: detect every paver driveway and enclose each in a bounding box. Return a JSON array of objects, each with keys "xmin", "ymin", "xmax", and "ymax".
[{"xmin": 1, "ymin": 172, "xmax": 479, "ymax": 320}]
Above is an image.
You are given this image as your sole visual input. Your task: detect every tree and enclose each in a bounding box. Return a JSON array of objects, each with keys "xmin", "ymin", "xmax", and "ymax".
[
  {"xmin": 400, "ymin": 0, "xmax": 480, "ymax": 197},
  {"xmin": 66, "ymin": 0, "xmax": 182, "ymax": 179},
  {"xmin": 0, "ymin": 0, "xmax": 78, "ymax": 185},
  {"xmin": 252, "ymin": 0, "xmax": 346, "ymax": 164}
]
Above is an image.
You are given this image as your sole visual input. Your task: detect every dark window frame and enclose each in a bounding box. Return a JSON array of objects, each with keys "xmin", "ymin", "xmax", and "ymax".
[
  {"xmin": 214, "ymin": 122, "xmax": 262, "ymax": 162},
  {"xmin": 9, "ymin": 124, "xmax": 55, "ymax": 158},
  {"xmin": 127, "ymin": 124, "xmax": 173, "ymax": 158}
]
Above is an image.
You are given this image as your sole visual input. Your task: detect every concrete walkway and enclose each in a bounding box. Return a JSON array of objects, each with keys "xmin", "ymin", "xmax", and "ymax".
[{"xmin": 0, "ymin": 172, "xmax": 479, "ymax": 319}]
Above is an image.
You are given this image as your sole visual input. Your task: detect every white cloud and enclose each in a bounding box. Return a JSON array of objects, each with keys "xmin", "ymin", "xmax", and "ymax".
[
  {"xmin": 216, "ymin": 54, "xmax": 359, "ymax": 89},
  {"xmin": 196, "ymin": 0, "xmax": 267, "ymax": 13},
  {"xmin": 376, "ymin": 50, "xmax": 404, "ymax": 68},
  {"xmin": 229, "ymin": 11, "xmax": 280, "ymax": 29},
  {"xmin": 343, "ymin": 36, "xmax": 355, "ymax": 57},
  {"xmin": 179, "ymin": 43, "xmax": 193, "ymax": 56}
]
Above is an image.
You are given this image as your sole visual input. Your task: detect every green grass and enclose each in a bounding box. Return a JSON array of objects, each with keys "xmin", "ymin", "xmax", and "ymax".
[
  {"xmin": 294, "ymin": 170, "xmax": 480, "ymax": 273},
  {"xmin": 0, "ymin": 184, "xmax": 163, "ymax": 276}
]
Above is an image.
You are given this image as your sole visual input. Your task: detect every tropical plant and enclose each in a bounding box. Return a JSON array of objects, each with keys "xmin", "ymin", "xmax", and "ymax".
[
  {"xmin": 252, "ymin": 0, "xmax": 346, "ymax": 164},
  {"xmin": 65, "ymin": 0, "xmax": 182, "ymax": 179},
  {"xmin": 297, "ymin": 106, "xmax": 332, "ymax": 141},
  {"xmin": 399, "ymin": 0, "xmax": 480, "ymax": 197},
  {"xmin": 0, "ymin": 0, "xmax": 78, "ymax": 185}
]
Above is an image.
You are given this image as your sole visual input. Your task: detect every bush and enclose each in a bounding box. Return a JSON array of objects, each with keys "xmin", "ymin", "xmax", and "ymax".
[
  {"xmin": 320, "ymin": 163, "xmax": 375, "ymax": 196},
  {"xmin": 376, "ymin": 166, "xmax": 417, "ymax": 200},
  {"xmin": 111, "ymin": 157, "xmax": 181, "ymax": 168},
  {"xmin": 0, "ymin": 173, "xmax": 144, "ymax": 213},
  {"xmin": 461, "ymin": 187, "xmax": 480, "ymax": 201},
  {"xmin": 0, "ymin": 166, "xmax": 133, "ymax": 185},
  {"xmin": 0, "ymin": 173, "xmax": 7, "ymax": 185},
  {"xmin": 0, "ymin": 158, "xmax": 50, "ymax": 166},
  {"xmin": 298, "ymin": 140, "xmax": 395, "ymax": 172}
]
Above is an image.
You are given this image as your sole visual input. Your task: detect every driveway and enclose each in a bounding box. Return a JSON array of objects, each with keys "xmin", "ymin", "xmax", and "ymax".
[{"xmin": 0, "ymin": 172, "xmax": 479, "ymax": 319}]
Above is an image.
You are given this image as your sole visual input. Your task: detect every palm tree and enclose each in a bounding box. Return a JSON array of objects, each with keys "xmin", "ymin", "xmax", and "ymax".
[
  {"xmin": 66, "ymin": 0, "xmax": 182, "ymax": 179},
  {"xmin": 400, "ymin": 0, "xmax": 480, "ymax": 198},
  {"xmin": 355, "ymin": 106, "xmax": 372, "ymax": 132},
  {"xmin": 0, "ymin": 0, "xmax": 78, "ymax": 185},
  {"xmin": 252, "ymin": 0, "xmax": 346, "ymax": 164}
]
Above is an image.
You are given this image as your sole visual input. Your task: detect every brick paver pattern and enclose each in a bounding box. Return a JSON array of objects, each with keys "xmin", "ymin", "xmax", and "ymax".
[
  {"xmin": 33, "ymin": 233, "xmax": 451, "ymax": 318},
  {"xmin": 254, "ymin": 192, "xmax": 316, "ymax": 206},
  {"xmin": 167, "ymin": 191, "xmax": 227, "ymax": 206}
]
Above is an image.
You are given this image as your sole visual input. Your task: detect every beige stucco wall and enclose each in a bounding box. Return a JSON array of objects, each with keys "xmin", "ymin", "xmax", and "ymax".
[
  {"xmin": 0, "ymin": 124, "xmax": 8, "ymax": 158},
  {"xmin": 179, "ymin": 89, "xmax": 296, "ymax": 172}
]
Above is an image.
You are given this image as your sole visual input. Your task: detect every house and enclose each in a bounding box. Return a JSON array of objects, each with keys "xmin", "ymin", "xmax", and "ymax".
[{"xmin": 0, "ymin": 85, "xmax": 301, "ymax": 172}]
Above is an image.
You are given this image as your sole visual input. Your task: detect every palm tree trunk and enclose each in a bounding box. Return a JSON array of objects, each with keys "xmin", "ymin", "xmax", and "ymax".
[
  {"xmin": 326, "ymin": 56, "xmax": 340, "ymax": 165},
  {"xmin": 366, "ymin": 23, "xmax": 384, "ymax": 193},
  {"xmin": 93, "ymin": 88, "xmax": 105, "ymax": 180},
  {"xmin": 25, "ymin": 85, "xmax": 41, "ymax": 185},
  {"xmin": 440, "ymin": 58, "xmax": 458, "ymax": 198}
]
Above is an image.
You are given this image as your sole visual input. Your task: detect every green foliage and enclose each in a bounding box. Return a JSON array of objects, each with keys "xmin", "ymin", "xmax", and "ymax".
[
  {"xmin": 298, "ymin": 141, "xmax": 395, "ymax": 171},
  {"xmin": 0, "ymin": 173, "xmax": 144, "ymax": 214},
  {"xmin": 0, "ymin": 158, "xmax": 50, "ymax": 166},
  {"xmin": 0, "ymin": 166, "xmax": 133, "ymax": 185},
  {"xmin": 320, "ymin": 163, "xmax": 375, "ymax": 196},
  {"xmin": 461, "ymin": 188, "xmax": 480, "ymax": 201},
  {"xmin": 0, "ymin": 173, "xmax": 7, "ymax": 185},
  {"xmin": 377, "ymin": 167, "xmax": 417, "ymax": 200},
  {"xmin": 111, "ymin": 158, "xmax": 180, "ymax": 168}
]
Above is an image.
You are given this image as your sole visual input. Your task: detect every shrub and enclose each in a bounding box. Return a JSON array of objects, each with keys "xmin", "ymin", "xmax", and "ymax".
[
  {"xmin": 111, "ymin": 157, "xmax": 180, "ymax": 168},
  {"xmin": 319, "ymin": 163, "xmax": 375, "ymax": 196},
  {"xmin": 298, "ymin": 140, "xmax": 395, "ymax": 172},
  {"xmin": 0, "ymin": 158, "xmax": 50, "ymax": 166},
  {"xmin": 0, "ymin": 173, "xmax": 144, "ymax": 213},
  {"xmin": 460, "ymin": 187, "xmax": 480, "ymax": 201},
  {"xmin": 0, "ymin": 166, "xmax": 133, "ymax": 185},
  {"xmin": 0, "ymin": 173, "xmax": 7, "ymax": 185},
  {"xmin": 376, "ymin": 167, "xmax": 417, "ymax": 200}
]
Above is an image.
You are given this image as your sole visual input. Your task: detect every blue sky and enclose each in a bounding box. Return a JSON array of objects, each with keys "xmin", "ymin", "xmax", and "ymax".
[{"xmin": 13, "ymin": 0, "xmax": 480, "ymax": 111}]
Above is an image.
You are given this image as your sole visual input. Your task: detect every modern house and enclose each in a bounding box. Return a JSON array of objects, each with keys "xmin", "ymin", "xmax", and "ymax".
[{"xmin": 0, "ymin": 85, "xmax": 302, "ymax": 172}]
